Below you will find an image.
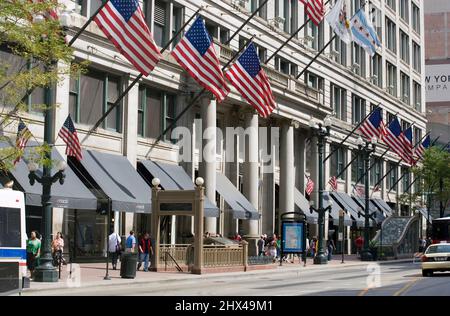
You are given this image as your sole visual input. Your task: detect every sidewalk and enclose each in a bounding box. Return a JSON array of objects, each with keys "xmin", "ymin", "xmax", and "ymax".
[{"xmin": 23, "ymin": 254, "xmax": 414, "ymax": 293}]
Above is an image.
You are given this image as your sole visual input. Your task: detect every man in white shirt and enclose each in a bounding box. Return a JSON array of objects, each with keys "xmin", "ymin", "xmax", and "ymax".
[{"xmin": 108, "ymin": 232, "xmax": 121, "ymax": 270}]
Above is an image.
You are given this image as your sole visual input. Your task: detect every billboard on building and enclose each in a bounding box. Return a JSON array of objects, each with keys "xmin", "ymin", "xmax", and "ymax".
[{"xmin": 426, "ymin": 64, "xmax": 450, "ymax": 103}]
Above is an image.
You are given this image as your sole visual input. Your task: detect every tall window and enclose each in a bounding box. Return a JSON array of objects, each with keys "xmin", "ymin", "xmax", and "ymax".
[
  {"xmin": 414, "ymin": 127, "xmax": 422, "ymax": 146},
  {"xmin": 137, "ymin": 85, "xmax": 176, "ymax": 141},
  {"xmin": 412, "ymin": 3, "xmax": 420, "ymax": 34},
  {"xmin": 399, "ymin": 0, "xmax": 409, "ymax": 23},
  {"xmin": 386, "ymin": 111, "xmax": 395, "ymax": 125},
  {"xmin": 275, "ymin": 56, "xmax": 297, "ymax": 76},
  {"xmin": 388, "ymin": 163, "xmax": 398, "ymax": 191},
  {"xmin": 401, "ymin": 120, "xmax": 410, "ymax": 132},
  {"xmin": 69, "ymin": 69, "xmax": 122, "ymax": 133},
  {"xmin": 400, "ymin": 72, "xmax": 410, "ymax": 105},
  {"xmin": 402, "ymin": 167, "xmax": 410, "ymax": 193},
  {"xmin": 144, "ymin": 0, "xmax": 184, "ymax": 49},
  {"xmin": 370, "ymin": 3, "xmax": 383, "ymax": 40},
  {"xmin": 386, "ymin": 0, "xmax": 396, "ymax": 12},
  {"xmin": 386, "ymin": 18, "xmax": 397, "ymax": 53},
  {"xmin": 351, "ymin": 44, "xmax": 366, "ymax": 77},
  {"xmin": 370, "ymin": 54, "xmax": 382, "ymax": 87},
  {"xmin": 331, "ymin": 35, "xmax": 347, "ymax": 66},
  {"xmin": 412, "ymin": 42, "xmax": 421, "ymax": 73},
  {"xmin": 330, "ymin": 145, "xmax": 346, "ymax": 180},
  {"xmin": 305, "ymin": 72, "xmax": 324, "ymax": 104},
  {"xmin": 352, "ymin": 94, "xmax": 366, "ymax": 124},
  {"xmin": 386, "ymin": 62, "xmax": 397, "ymax": 97},
  {"xmin": 400, "ymin": 30, "xmax": 409, "ymax": 64},
  {"xmin": 305, "ymin": 19, "xmax": 324, "ymax": 50},
  {"xmin": 331, "ymin": 84, "xmax": 346, "ymax": 121},
  {"xmin": 352, "ymin": 152, "xmax": 365, "ymax": 183},
  {"xmin": 370, "ymin": 157, "xmax": 383, "ymax": 186},
  {"xmin": 205, "ymin": 20, "xmax": 230, "ymax": 45},
  {"xmin": 251, "ymin": 0, "xmax": 268, "ymax": 20},
  {"xmin": 79, "ymin": 0, "xmax": 102, "ymax": 17},
  {"xmin": 413, "ymin": 81, "xmax": 422, "ymax": 111},
  {"xmin": 239, "ymin": 37, "xmax": 267, "ymax": 62},
  {"xmin": 351, "ymin": 0, "xmax": 361, "ymax": 15},
  {"xmin": 275, "ymin": 0, "xmax": 298, "ymax": 34}
]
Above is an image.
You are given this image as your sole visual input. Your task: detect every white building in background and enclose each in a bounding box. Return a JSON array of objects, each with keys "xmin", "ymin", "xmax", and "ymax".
[{"xmin": 0, "ymin": 0, "xmax": 426, "ymax": 260}]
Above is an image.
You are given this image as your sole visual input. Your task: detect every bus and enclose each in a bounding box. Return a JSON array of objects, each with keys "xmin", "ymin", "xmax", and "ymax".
[
  {"xmin": 431, "ymin": 217, "xmax": 450, "ymax": 244},
  {"xmin": 0, "ymin": 187, "xmax": 28, "ymax": 295}
]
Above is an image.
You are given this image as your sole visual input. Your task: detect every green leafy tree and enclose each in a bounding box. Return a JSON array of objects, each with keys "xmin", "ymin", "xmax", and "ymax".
[{"xmin": 0, "ymin": 0, "xmax": 86, "ymax": 171}]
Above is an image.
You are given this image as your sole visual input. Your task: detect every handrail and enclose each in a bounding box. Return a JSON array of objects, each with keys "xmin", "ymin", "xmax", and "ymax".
[{"xmin": 164, "ymin": 251, "xmax": 183, "ymax": 272}]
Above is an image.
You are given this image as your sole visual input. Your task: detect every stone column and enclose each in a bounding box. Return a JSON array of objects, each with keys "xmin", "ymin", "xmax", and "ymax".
[
  {"xmin": 295, "ymin": 131, "xmax": 307, "ymax": 194},
  {"xmin": 199, "ymin": 96, "xmax": 217, "ymax": 234},
  {"xmin": 243, "ymin": 110, "xmax": 259, "ymax": 256},
  {"xmin": 279, "ymin": 120, "xmax": 295, "ymax": 231},
  {"xmin": 309, "ymin": 135, "xmax": 319, "ymax": 237}
]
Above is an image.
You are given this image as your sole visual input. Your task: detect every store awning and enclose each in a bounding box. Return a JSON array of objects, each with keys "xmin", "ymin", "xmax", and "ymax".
[
  {"xmin": 416, "ymin": 207, "xmax": 430, "ymax": 222},
  {"xmin": 330, "ymin": 192, "xmax": 367, "ymax": 227},
  {"xmin": 371, "ymin": 199, "xmax": 393, "ymax": 216},
  {"xmin": 0, "ymin": 141, "xmax": 97, "ymax": 209},
  {"xmin": 137, "ymin": 160, "xmax": 219, "ymax": 217},
  {"xmin": 294, "ymin": 188, "xmax": 318, "ymax": 224},
  {"xmin": 323, "ymin": 191, "xmax": 353, "ymax": 226},
  {"xmin": 76, "ymin": 150, "xmax": 151, "ymax": 213},
  {"xmin": 216, "ymin": 172, "xmax": 260, "ymax": 220},
  {"xmin": 353, "ymin": 197, "xmax": 385, "ymax": 224}
]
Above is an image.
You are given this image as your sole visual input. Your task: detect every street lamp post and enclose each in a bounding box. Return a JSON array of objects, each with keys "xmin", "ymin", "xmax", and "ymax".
[
  {"xmin": 309, "ymin": 118, "xmax": 332, "ymax": 265},
  {"xmin": 356, "ymin": 136, "xmax": 378, "ymax": 261}
]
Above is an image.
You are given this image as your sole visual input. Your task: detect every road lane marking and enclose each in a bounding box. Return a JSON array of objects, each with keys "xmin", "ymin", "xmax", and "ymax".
[{"xmin": 393, "ymin": 278, "xmax": 419, "ymax": 296}]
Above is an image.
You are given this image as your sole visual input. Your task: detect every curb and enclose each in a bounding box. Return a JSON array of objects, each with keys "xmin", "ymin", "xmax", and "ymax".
[{"xmin": 22, "ymin": 258, "xmax": 415, "ymax": 294}]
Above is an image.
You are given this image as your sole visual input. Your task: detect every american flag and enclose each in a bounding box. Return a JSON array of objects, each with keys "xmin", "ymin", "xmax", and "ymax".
[
  {"xmin": 359, "ymin": 107, "xmax": 383, "ymax": 141},
  {"xmin": 328, "ymin": 176, "xmax": 338, "ymax": 191},
  {"xmin": 58, "ymin": 115, "xmax": 82, "ymax": 161},
  {"xmin": 171, "ymin": 16, "xmax": 229, "ymax": 102},
  {"xmin": 400, "ymin": 126, "xmax": 414, "ymax": 165},
  {"xmin": 225, "ymin": 42, "xmax": 276, "ymax": 117},
  {"xmin": 300, "ymin": 0, "xmax": 325, "ymax": 26},
  {"xmin": 13, "ymin": 120, "xmax": 32, "ymax": 165},
  {"xmin": 94, "ymin": 0, "xmax": 162, "ymax": 76},
  {"xmin": 414, "ymin": 135, "xmax": 431, "ymax": 163},
  {"xmin": 306, "ymin": 176, "xmax": 315, "ymax": 196},
  {"xmin": 384, "ymin": 118, "xmax": 410, "ymax": 163},
  {"xmin": 352, "ymin": 185, "xmax": 365, "ymax": 197}
]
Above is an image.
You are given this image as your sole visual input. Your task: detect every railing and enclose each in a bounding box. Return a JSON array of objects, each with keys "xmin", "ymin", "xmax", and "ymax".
[
  {"xmin": 261, "ymin": 65, "xmax": 289, "ymax": 87},
  {"xmin": 203, "ymin": 245, "xmax": 245, "ymax": 267},
  {"xmin": 159, "ymin": 244, "xmax": 190, "ymax": 267}
]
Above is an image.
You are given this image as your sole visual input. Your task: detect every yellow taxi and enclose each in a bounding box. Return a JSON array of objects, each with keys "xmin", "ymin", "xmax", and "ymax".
[{"xmin": 421, "ymin": 243, "xmax": 450, "ymax": 277}]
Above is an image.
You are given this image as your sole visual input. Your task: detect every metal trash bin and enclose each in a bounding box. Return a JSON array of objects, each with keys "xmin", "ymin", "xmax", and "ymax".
[{"xmin": 120, "ymin": 252, "xmax": 138, "ymax": 279}]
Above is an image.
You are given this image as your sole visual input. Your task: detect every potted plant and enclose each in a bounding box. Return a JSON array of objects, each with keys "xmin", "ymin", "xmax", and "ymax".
[{"xmin": 369, "ymin": 240, "xmax": 378, "ymax": 261}]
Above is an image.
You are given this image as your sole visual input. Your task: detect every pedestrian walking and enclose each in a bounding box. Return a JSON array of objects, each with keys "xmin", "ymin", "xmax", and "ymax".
[
  {"xmin": 26, "ymin": 231, "xmax": 41, "ymax": 279},
  {"xmin": 125, "ymin": 231, "xmax": 137, "ymax": 253},
  {"xmin": 327, "ymin": 239, "xmax": 336, "ymax": 261},
  {"xmin": 355, "ymin": 236, "xmax": 364, "ymax": 257},
  {"xmin": 108, "ymin": 231, "xmax": 121, "ymax": 270},
  {"xmin": 51, "ymin": 232, "xmax": 65, "ymax": 266},
  {"xmin": 257, "ymin": 235, "xmax": 265, "ymax": 256},
  {"xmin": 137, "ymin": 233, "xmax": 152, "ymax": 272},
  {"xmin": 310, "ymin": 237, "xmax": 317, "ymax": 258}
]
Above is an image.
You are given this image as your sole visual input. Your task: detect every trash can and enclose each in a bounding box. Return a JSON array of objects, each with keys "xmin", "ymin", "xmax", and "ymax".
[{"xmin": 120, "ymin": 252, "xmax": 138, "ymax": 279}]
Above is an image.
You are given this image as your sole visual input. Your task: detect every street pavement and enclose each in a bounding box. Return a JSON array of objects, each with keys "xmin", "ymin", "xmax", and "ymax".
[{"xmin": 20, "ymin": 258, "xmax": 450, "ymax": 296}]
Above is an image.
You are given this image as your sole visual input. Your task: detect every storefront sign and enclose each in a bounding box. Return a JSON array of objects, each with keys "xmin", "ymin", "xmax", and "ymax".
[
  {"xmin": 426, "ymin": 64, "xmax": 450, "ymax": 102},
  {"xmin": 281, "ymin": 222, "xmax": 305, "ymax": 253}
]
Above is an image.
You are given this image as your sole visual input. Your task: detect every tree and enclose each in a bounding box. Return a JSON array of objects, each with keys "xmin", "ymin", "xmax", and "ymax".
[
  {"xmin": 0, "ymin": 1, "xmax": 86, "ymax": 171},
  {"xmin": 400, "ymin": 146, "xmax": 450, "ymax": 218}
]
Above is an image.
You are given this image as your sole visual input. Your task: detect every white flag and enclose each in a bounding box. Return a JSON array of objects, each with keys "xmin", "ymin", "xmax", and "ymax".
[{"xmin": 326, "ymin": 0, "xmax": 352, "ymax": 44}]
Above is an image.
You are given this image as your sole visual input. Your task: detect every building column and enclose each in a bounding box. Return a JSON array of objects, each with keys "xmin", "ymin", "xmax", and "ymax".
[
  {"xmin": 261, "ymin": 119, "xmax": 276, "ymax": 237},
  {"xmin": 309, "ymin": 135, "xmax": 319, "ymax": 237},
  {"xmin": 280, "ymin": 120, "xmax": 295, "ymax": 231},
  {"xmin": 199, "ymin": 96, "xmax": 217, "ymax": 234},
  {"xmin": 324, "ymin": 141, "xmax": 331, "ymax": 241},
  {"xmin": 243, "ymin": 110, "xmax": 259, "ymax": 256},
  {"xmin": 295, "ymin": 130, "xmax": 307, "ymax": 194}
]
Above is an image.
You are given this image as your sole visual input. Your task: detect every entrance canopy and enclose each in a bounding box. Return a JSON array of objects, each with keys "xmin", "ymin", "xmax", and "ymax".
[
  {"xmin": 0, "ymin": 141, "xmax": 97, "ymax": 209},
  {"xmin": 371, "ymin": 198, "xmax": 393, "ymax": 216},
  {"xmin": 294, "ymin": 187, "xmax": 317, "ymax": 224},
  {"xmin": 216, "ymin": 172, "xmax": 260, "ymax": 220},
  {"xmin": 137, "ymin": 160, "xmax": 219, "ymax": 217},
  {"xmin": 76, "ymin": 150, "xmax": 151, "ymax": 213},
  {"xmin": 323, "ymin": 191, "xmax": 353, "ymax": 226},
  {"xmin": 353, "ymin": 197, "xmax": 386, "ymax": 224},
  {"xmin": 330, "ymin": 192, "xmax": 369, "ymax": 227}
]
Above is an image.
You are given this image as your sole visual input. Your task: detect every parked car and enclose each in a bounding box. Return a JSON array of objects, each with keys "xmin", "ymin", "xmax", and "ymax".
[{"xmin": 421, "ymin": 243, "xmax": 450, "ymax": 277}]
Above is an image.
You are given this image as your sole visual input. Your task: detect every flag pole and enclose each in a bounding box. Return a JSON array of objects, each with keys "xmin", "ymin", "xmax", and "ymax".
[
  {"xmin": 295, "ymin": 1, "xmax": 371, "ymax": 81},
  {"xmin": 324, "ymin": 103, "xmax": 381, "ymax": 163},
  {"xmin": 264, "ymin": 0, "xmax": 332, "ymax": 65},
  {"xmin": 67, "ymin": 0, "xmax": 110, "ymax": 47},
  {"xmin": 81, "ymin": 7, "xmax": 202, "ymax": 143}
]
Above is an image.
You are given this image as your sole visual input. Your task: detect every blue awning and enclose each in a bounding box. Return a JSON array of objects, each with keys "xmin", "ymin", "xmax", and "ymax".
[
  {"xmin": 216, "ymin": 172, "xmax": 260, "ymax": 220},
  {"xmin": 353, "ymin": 197, "xmax": 385, "ymax": 224},
  {"xmin": 137, "ymin": 160, "xmax": 219, "ymax": 217}
]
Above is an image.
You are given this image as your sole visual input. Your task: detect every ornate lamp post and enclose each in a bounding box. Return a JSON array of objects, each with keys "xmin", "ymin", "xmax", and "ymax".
[
  {"xmin": 355, "ymin": 136, "xmax": 378, "ymax": 261},
  {"xmin": 309, "ymin": 117, "xmax": 332, "ymax": 264},
  {"xmin": 28, "ymin": 160, "xmax": 66, "ymax": 282}
]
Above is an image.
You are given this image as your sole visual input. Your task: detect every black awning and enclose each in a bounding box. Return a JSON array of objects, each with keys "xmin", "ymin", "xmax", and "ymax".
[
  {"xmin": 371, "ymin": 199, "xmax": 393, "ymax": 216},
  {"xmin": 77, "ymin": 150, "xmax": 151, "ymax": 213},
  {"xmin": 323, "ymin": 191, "xmax": 353, "ymax": 226},
  {"xmin": 216, "ymin": 172, "xmax": 260, "ymax": 220},
  {"xmin": 1, "ymin": 141, "xmax": 97, "ymax": 210},
  {"xmin": 137, "ymin": 160, "xmax": 219, "ymax": 217},
  {"xmin": 294, "ymin": 187, "xmax": 318, "ymax": 224},
  {"xmin": 330, "ymin": 192, "xmax": 366, "ymax": 227},
  {"xmin": 353, "ymin": 197, "xmax": 385, "ymax": 224}
]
